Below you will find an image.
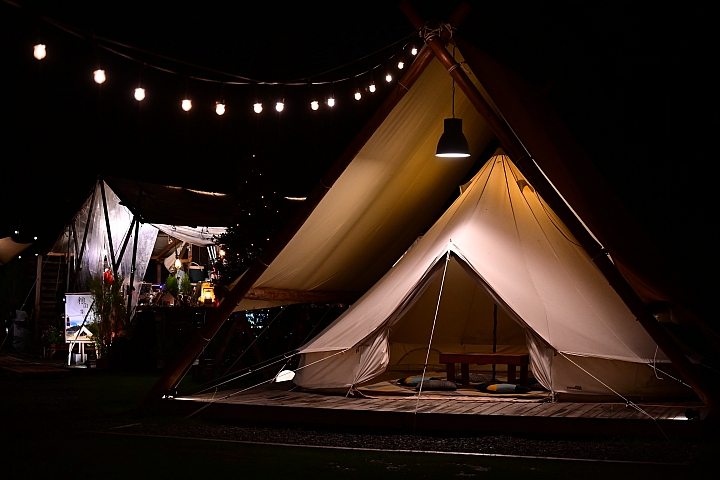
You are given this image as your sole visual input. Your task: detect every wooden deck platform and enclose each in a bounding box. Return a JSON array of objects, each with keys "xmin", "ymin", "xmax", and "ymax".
[
  {"xmin": 0, "ymin": 354, "xmax": 69, "ymax": 378},
  {"xmin": 156, "ymin": 383, "xmax": 710, "ymax": 438}
]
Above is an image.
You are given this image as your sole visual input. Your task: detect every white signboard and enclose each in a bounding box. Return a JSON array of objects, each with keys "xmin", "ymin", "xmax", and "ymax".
[{"xmin": 64, "ymin": 293, "xmax": 96, "ymax": 343}]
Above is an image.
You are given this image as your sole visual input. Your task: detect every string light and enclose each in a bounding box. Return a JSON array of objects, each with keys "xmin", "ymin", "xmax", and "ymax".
[
  {"xmin": 8, "ymin": 10, "xmax": 421, "ymax": 117},
  {"xmin": 33, "ymin": 44, "xmax": 46, "ymax": 60},
  {"xmin": 93, "ymin": 69, "xmax": 106, "ymax": 84}
]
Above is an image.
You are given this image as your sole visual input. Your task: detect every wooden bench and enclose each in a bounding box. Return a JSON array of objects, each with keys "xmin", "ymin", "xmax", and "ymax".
[{"xmin": 439, "ymin": 352, "xmax": 530, "ymax": 387}]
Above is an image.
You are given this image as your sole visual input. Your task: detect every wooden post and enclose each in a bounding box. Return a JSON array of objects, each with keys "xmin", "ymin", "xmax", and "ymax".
[
  {"xmin": 126, "ymin": 216, "xmax": 140, "ymax": 326},
  {"xmin": 114, "ymin": 217, "xmax": 136, "ymax": 274},
  {"xmin": 99, "ymin": 181, "xmax": 118, "ymax": 281},
  {"xmin": 34, "ymin": 254, "xmax": 42, "ymax": 327},
  {"xmin": 399, "ymin": 0, "xmax": 720, "ymax": 415}
]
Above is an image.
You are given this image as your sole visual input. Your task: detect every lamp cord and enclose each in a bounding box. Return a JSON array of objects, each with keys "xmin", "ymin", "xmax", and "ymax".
[{"xmin": 451, "ymin": 45, "xmax": 456, "ymax": 118}]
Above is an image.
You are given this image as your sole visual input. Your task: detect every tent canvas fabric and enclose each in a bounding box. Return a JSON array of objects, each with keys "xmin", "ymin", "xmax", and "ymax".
[
  {"xmin": 234, "ymin": 53, "xmax": 495, "ymax": 312},
  {"xmin": 293, "ymin": 154, "xmax": 690, "ymax": 400},
  {"xmin": 0, "ymin": 237, "xmax": 32, "ymax": 265}
]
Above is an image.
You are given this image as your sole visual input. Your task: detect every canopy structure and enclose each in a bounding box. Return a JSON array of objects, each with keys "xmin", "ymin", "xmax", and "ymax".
[
  {"xmin": 0, "ymin": 237, "xmax": 32, "ymax": 265},
  {"xmin": 49, "ymin": 179, "xmax": 228, "ymax": 315},
  {"xmin": 294, "ymin": 154, "xmax": 689, "ymax": 399}
]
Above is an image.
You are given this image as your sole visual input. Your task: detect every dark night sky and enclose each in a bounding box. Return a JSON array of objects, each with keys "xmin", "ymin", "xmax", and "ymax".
[{"xmin": 1, "ymin": 2, "xmax": 708, "ymax": 299}]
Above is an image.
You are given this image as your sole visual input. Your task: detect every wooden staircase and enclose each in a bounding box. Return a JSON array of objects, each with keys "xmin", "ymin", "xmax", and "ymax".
[{"xmin": 35, "ymin": 254, "xmax": 68, "ymax": 334}]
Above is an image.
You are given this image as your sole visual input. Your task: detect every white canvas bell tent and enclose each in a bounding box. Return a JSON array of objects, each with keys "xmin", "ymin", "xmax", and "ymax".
[{"xmin": 293, "ymin": 154, "xmax": 690, "ymax": 400}]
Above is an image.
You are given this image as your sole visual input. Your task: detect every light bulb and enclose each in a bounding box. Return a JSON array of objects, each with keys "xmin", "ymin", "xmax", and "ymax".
[
  {"xmin": 219, "ymin": 248, "xmax": 226, "ymax": 257},
  {"xmin": 310, "ymin": 100, "xmax": 319, "ymax": 111},
  {"xmin": 253, "ymin": 103, "xmax": 263, "ymax": 113},
  {"xmin": 327, "ymin": 97, "xmax": 335, "ymax": 107},
  {"xmin": 385, "ymin": 73, "xmax": 392, "ymax": 83},
  {"xmin": 411, "ymin": 47, "xmax": 418, "ymax": 56},
  {"xmin": 215, "ymin": 102, "xmax": 226, "ymax": 115},
  {"xmin": 181, "ymin": 99, "xmax": 192, "ymax": 111},
  {"xmin": 174, "ymin": 258, "xmax": 182, "ymax": 269},
  {"xmin": 275, "ymin": 101, "xmax": 284, "ymax": 112},
  {"xmin": 33, "ymin": 44, "xmax": 46, "ymax": 60},
  {"xmin": 134, "ymin": 88, "xmax": 145, "ymax": 101},
  {"xmin": 93, "ymin": 69, "xmax": 106, "ymax": 84},
  {"xmin": 369, "ymin": 83, "xmax": 376, "ymax": 93},
  {"xmin": 354, "ymin": 91, "xmax": 361, "ymax": 101},
  {"xmin": 397, "ymin": 60, "xmax": 405, "ymax": 69}
]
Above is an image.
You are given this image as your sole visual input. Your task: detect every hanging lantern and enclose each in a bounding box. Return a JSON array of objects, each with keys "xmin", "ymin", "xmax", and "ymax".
[
  {"xmin": 354, "ymin": 91, "xmax": 361, "ymax": 101},
  {"xmin": 369, "ymin": 83, "xmax": 376, "ymax": 93},
  {"xmin": 327, "ymin": 97, "xmax": 335, "ymax": 107},
  {"xmin": 275, "ymin": 101, "xmax": 284, "ymax": 112},
  {"xmin": 181, "ymin": 99, "xmax": 192, "ymax": 111},
  {"xmin": 253, "ymin": 102, "xmax": 263, "ymax": 113},
  {"xmin": 215, "ymin": 102, "xmax": 226, "ymax": 115},
  {"xmin": 310, "ymin": 100, "xmax": 319, "ymax": 111}
]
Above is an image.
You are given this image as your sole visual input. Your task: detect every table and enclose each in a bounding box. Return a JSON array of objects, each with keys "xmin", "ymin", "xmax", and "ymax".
[{"xmin": 439, "ymin": 352, "xmax": 530, "ymax": 387}]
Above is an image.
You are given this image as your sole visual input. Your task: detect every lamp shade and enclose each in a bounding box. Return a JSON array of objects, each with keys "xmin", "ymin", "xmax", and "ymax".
[{"xmin": 436, "ymin": 118, "xmax": 470, "ymax": 158}]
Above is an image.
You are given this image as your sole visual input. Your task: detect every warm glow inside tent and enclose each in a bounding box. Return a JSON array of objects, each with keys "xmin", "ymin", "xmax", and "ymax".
[{"xmin": 293, "ymin": 154, "xmax": 691, "ymax": 400}]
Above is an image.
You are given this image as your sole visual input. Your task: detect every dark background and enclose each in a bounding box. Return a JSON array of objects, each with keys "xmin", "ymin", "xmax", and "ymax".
[{"xmin": 1, "ymin": 2, "xmax": 704, "ymax": 298}]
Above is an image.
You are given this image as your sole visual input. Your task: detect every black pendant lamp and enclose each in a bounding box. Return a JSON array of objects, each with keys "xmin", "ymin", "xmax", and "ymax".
[{"xmin": 436, "ymin": 67, "xmax": 470, "ymax": 158}]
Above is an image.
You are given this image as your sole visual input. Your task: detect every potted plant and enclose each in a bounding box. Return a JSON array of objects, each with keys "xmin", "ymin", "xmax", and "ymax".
[
  {"xmin": 87, "ymin": 272, "xmax": 126, "ymax": 364},
  {"xmin": 41, "ymin": 325, "xmax": 64, "ymax": 359}
]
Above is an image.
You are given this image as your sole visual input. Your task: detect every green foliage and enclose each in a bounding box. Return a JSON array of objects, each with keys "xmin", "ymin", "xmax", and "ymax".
[
  {"xmin": 180, "ymin": 272, "xmax": 191, "ymax": 296},
  {"xmin": 165, "ymin": 274, "xmax": 179, "ymax": 298},
  {"xmin": 41, "ymin": 326, "xmax": 64, "ymax": 345},
  {"xmin": 87, "ymin": 273, "xmax": 126, "ymax": 357}
]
